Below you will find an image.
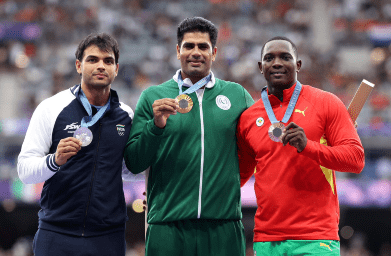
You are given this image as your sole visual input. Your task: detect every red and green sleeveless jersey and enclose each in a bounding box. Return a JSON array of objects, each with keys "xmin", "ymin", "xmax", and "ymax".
[{"xmin": 237, "ymin": 83, "xmax": 364, "ymax": 242}]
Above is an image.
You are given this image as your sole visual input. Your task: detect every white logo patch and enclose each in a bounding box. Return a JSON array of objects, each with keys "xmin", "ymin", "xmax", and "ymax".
[
  {"xmin": 256, "ymin": 117, "xmax": 264, "ymax": 127},
  {"xmin": 216, "ymin": 95, "xmax": 231, "ymax": 110},
  {"xmin": 64, "ymin": 122, "xmax": 80, "ymax": 133}
]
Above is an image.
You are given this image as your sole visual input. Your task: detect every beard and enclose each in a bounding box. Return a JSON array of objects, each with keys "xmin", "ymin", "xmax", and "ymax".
[
  {"xmin": 82, "ymin": 74, "xmax": 112, "ymax": 88},
  {"xmin": 183, "ymin": 67, "xmax": 209, "ymax": 80}
]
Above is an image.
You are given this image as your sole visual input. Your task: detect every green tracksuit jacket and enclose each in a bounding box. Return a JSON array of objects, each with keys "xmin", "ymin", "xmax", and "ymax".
[{"xmin": 124, "ymin": 75, "xmax": 254, "ymax": 224}]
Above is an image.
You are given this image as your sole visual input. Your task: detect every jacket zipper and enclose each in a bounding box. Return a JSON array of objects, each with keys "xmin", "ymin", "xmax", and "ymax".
[
  {"xmin": 197, "ymin": 91, "xmax": 205, "ymax": 219},
  {"xmin": 82, "ymin": 121, "xmax": 102, "ymax": 236}
]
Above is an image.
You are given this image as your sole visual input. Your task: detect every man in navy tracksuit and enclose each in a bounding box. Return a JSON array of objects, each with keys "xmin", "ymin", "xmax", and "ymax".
[{"xmin": 17, "ymin": 33, "xmax": 134, "ymax": 256}]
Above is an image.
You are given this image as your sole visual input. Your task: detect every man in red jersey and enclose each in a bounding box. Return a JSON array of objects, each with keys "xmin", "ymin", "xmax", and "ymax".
[{"xmin": 237, "ymin": 36, "xmax": 365, "ymax": 256}]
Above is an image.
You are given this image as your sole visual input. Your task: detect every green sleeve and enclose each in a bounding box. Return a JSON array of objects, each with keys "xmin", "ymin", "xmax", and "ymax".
[
  {"xmin": 243, "ymin": 87, "xmax": 255, "ymax": 108},
  {"xmin": 123, "ymin": 90, "xmax": 164, "ymax": 174}
]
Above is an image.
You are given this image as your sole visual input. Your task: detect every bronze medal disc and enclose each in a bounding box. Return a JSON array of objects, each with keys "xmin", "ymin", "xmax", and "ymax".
[
  {"xmin": 268, "ymin": 122, "xmax": 285, "ymax": 143},
  {"xmin": 175, "ymin": 94, "xmax": 193, "ymax": 114}
]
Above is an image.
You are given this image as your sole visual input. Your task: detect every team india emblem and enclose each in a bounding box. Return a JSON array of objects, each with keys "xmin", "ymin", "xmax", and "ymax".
[{"xmin": 116, "ymin": 124, "xmax": 125, "ymax": 136}]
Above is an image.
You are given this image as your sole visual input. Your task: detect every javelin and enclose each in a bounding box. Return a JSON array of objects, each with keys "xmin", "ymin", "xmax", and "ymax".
[{"xmin": 347, "ymin": 79, "xmax": 375, "ymax": 122}]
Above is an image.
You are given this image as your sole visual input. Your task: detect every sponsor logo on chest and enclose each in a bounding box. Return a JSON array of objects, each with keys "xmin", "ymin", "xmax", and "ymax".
[
  {"xmin": 294, "ymin": 107, "xmax": 308, "ymax": 116},
  {"xmin": 64, "ymin": 122, "xmax": 81, "ymax": 133}
]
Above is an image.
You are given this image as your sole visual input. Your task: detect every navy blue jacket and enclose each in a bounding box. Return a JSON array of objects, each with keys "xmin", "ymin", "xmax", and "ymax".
[{"xmin": 18, "ymin": 84, "xmax": 134, "ymax": 236}]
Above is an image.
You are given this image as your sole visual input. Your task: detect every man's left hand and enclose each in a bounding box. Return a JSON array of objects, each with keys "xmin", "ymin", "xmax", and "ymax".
[{"xmin": 281, "ymin": 122, "xmax": 307, "ymax": 153}]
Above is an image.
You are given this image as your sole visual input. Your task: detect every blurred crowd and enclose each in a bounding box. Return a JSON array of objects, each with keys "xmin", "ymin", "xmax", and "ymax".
[
  {"xmin": 1, "ymin": 0, "xmax": 391, "ymax": 119},
  {"xmin": 0, "ymin": 0, "xmax": 390, "ymax": 179},
  {"xmin": 0, "ymin": 0, "xmax": 391, "ymax": 178},
  {"xmin": 1, "ymin": 0, "xmax": 391, "ymax": 255}
]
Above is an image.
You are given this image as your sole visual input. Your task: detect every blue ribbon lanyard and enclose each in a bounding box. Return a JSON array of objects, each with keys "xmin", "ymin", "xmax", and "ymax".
[
  {"xmin": 79, "ymin": 89, "xmax": 110, "ymax": 128},
  {"xmin": 261, "ymin": 81, "xmax": 302, "ymax": 124},
  {"xmin": 177, "ymin": 73, "xmax": 211, "ymax": 95}
]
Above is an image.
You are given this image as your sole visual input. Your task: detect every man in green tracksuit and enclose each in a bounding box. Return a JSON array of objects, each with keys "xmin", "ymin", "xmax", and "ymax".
[{"xmin": 124, "ymin": 17, "xmax": 254, "ymax": 256}]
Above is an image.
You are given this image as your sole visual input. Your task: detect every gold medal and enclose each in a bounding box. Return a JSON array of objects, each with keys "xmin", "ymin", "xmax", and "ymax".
[
  {"xmin": 268, "ymin": 122, "xmax": 285, "ymax": 143},
  {"xmin": 175, "ymin": 94, "xmax": 193, "ymax": 114}
]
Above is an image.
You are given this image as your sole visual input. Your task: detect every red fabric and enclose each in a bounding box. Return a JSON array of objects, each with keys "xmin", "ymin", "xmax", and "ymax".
[{"xmin": 237, "ymin": 84, "xmax": 364, "ymax": 242}]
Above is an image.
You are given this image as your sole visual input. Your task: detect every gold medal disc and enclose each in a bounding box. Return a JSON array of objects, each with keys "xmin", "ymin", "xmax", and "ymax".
[
  {"xmin": 268, "ymin": 122, "xmax": 285, "ymax": 143},
  {"xmin": 175, "ymin": 94, "xmax": 193, "ymax": 114}
]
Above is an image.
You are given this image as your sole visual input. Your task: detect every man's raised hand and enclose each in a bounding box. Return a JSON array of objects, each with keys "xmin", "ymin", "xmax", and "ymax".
[
  {"xmin": 55, "ymin": 137, "xmax": 82, "ymax": 166},
  {"xmin": 281, "ymin": 122, "xmax": 307, "ymax": 153},
  {"xmin": 152, "ymin": 98, "xmax": 178, "ymax": 129}
]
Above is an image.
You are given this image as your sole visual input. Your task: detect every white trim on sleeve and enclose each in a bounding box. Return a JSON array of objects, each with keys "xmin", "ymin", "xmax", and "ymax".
[{"xmin": 17, "ymin": 89, "xmax": 74, "ymax": 184}]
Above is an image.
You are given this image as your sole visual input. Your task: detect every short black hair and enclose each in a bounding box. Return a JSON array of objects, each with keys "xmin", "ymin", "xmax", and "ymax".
[
  {"xmin": 261, "ymin": 36, "xmax": 298, "ymax": 60},
  {"xmin": 75, "ymin": 33, "xmax": 120, "ymax": 64},
  {"xmin": 177, "ymin": 17, "xmax": 218, "ymax": 49}
]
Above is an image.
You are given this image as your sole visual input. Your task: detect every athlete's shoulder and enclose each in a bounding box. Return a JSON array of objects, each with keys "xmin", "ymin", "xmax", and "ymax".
[
  {"xmin": 119, "ymin": 102, "xmax": 134, "ymax": 119},
  {"xmin": 243, "ymin": 97, "xmax": 264, "ymax": 112},
  {"xmin": 35, "ymin": 87, "xmax": 76, "ymax": 113},
  {"xmin": 215, "ymin": 78, "xmax": 243, "ymax": 89},
  {"xmin": 237, "ymin": 100, "xmax": 261, "ymax": 129},
  {"xmin": 28, "ymin": 87, "xmax": 77, "ymax": 134},
  {"xmin": 301, "ymin": 84, "xmax": 343, "ymax": 105},
  {"xmin": 215, "ymin": 78, "xmax": 252, "ymax": 97}
]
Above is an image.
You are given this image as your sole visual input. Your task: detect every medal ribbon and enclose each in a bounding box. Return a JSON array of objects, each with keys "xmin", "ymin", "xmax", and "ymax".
[
  {"xmin": 261, "ymin": 81, "xmax": 302, "ymax": 124},
  {"xmin": 177, "ymin": 73, "xmax": 211, "ymax": 95},
  {"xmin": 79, "ymin": 89, "xmax": 110, "ymax": 128}
]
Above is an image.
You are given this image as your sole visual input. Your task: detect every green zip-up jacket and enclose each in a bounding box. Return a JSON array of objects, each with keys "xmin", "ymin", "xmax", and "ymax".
[{"xmin": 124, "ymin": 72, "xmax": 254, "ymax": 224}]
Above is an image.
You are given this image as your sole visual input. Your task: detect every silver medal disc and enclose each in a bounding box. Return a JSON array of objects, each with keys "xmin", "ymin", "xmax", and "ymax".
[{"xmin": 73, "ymin": 127, "xmax": 93, "ymax": 147}]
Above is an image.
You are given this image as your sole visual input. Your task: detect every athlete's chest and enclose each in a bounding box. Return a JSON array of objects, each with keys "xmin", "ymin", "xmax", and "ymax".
[
  {"xmin": 158, "ymin": 87, "xmax": 246, "ymax": 136},
  {"xmin": 50, "ymin": 105, "xmax": 131, "ymax": 153},
  {"xmin": 245, "ymin": 98, "xmax": 325, "ymax": 155}
]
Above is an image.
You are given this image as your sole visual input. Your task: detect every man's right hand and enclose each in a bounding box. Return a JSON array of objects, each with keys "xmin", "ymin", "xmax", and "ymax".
[
  {"xmin": 55, "ymin": 137, "xmax": 82, "ymax": 166},
  {"xmin": 152, "ymin": 98, "xmax": 178, "ymax": 129}
]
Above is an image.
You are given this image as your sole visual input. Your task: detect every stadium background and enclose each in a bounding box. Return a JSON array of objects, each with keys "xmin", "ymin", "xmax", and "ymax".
[{"xmin": 0, "ymin": 0, "xmax": 391, "ymax": 255}]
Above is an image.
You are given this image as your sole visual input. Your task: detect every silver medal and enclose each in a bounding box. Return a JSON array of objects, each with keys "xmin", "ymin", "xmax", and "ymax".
[{"xmin": 73, "ymin": 127, "xmax": 93, "ymax": 147}]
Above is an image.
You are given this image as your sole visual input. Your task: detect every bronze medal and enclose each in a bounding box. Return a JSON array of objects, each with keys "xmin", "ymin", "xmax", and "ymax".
[
  {"xmin": 175, "ymin": 94, "xmax": 193, "ymax": 114},
  {"xmin": 268, "ymin": 122, "xmax": 285, "ymax": 143}
]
